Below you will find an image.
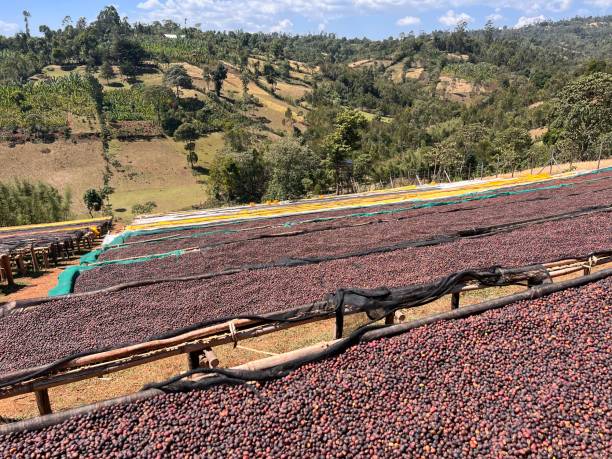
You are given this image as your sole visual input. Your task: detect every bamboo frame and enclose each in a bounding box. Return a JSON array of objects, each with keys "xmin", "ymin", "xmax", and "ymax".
[{"xmin": 0, "ymin": 256, "xmax": 608, "ymax": 416}]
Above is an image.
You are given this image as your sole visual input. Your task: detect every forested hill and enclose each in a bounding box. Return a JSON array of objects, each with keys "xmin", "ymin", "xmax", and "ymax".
[
  {"xmin": 2, "ymin": 15, "xmax": 610, "ymax": 82},
  {"xmin": 0, "ymin": 8, "xmax": 610, "ymax": 220}
]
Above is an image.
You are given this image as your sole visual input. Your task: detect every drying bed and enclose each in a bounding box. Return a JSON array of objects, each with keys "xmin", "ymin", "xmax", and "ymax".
[
  {"xmin": 74, "ymin": 208, "xmax": 612, "ymax": 293},
  {"xmin": 2, "ymin": 277, "xmax": 610, "ymax": 457},
  {"xmin": 97, "ymin": 173, "xmax": 612, "ymax": 262},
  {"xmin": 121, "ymin": 170, "xmax": 610, "ymax": 246},
  {"xmin": 1, "ymin": 211, "xmax": 609, "ymax": 375}
]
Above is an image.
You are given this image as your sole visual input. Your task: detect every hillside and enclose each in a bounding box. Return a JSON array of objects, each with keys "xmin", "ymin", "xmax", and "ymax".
[{"xmin": 0, "ymin": 11, "xmax": 610, "ymax": 224}]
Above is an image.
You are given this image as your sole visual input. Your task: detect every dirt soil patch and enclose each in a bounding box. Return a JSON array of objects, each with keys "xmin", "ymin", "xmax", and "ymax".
[{"xmin": 436, "ymin": 75, "xmax": 488, "ymax": 103}]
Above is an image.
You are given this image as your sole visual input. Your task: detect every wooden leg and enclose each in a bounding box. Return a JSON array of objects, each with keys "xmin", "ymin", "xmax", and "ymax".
[
  {"xmin": 15, "ymin": 256, "xmax": 27, "ymax": 275},
  {"xmin": 35, "ymin": 389, "xmax": 52, "ymax": 416},
  {"xmin": 0, "ymin": 255, "xmax": 14, "ymax": 286},
  {"xmin": 451, "ymin": 292, "xmax": 460, "ymax": 310},
  {"xmin": 384, "ymin": 314, "xmax": 394, "ymax": 325},
  {"xmin": 187, "ymin": 350, "xmax": 204, "ymax": 370},
  {"xmin": 30, "ymin": 247, "xmax": 39, "ymax": 272}
]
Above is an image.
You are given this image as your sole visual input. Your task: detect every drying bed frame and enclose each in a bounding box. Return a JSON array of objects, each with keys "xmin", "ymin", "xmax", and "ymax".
[{"xmin": 0, "ymin": 254, "xmax": 607, "ymax": 418}]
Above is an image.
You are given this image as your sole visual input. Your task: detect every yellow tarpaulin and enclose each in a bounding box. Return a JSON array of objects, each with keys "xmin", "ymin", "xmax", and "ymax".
[{"xmin": 127, "ymin": 174, "xmax": 554, "ymax": 232}]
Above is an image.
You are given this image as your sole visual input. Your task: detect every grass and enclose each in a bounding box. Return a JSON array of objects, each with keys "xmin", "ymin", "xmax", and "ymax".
[
  {"xmin": 358, "ymin": 110, "xmax": 393, "ymax": 123},
  {"xmin": 107, "ymin": 138, "xmax": 211, "ymax": 222},
  {"xmin": 0, "ymin": 138, "xmax": 106, "ymax": 216}
]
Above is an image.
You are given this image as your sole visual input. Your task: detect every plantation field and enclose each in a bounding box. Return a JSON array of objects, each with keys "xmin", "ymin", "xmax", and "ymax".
[
  {"xmin": 42, "ymin": 64, "xmax": 164, "ymax": 91},
  {"xmin": 0, "ymin": 74, "xmax": 99, "ymax": 134}
]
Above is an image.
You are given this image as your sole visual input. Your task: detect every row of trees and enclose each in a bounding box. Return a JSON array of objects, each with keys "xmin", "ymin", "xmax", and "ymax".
[
  {"xmin": 0, "ymin": 181, "xmax": 71, "ymax": 227},
  {"xmin": 210, "ymin": 68, "xmax": 611, "ymax": 204}
]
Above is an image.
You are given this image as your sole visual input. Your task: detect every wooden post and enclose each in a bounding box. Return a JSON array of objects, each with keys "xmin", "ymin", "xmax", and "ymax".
[
  {"xmin": 29, "ymin": 244, "xmax": 39, "ymax": 272},
  {"xmin": 0, "ymin": 254, "xmax": 14, "ymax": 286},
  {"xmin": 583, "ymin": 266, "xmax": 591, "ymax": 276},
  {"xmin": 41, "ymin": 250, "xmax": 50, "ymax": 269},
  {"xmin": 35, "ymin": 389, "xmax": 52, "ymax": 416},
  {"xmin": 15, "ymin": 255, "xmax": 27, "ymax": 275},
  {"xmin": 187, "ymin": 350, "xmax": 203, "ymax": 370},
  {"xmin": 384, "ymin": 314, "xmax": 394, "ymax": 325},
  {"xmin": 451, "ymin": 292, "xmax": 460, "ymax": 310}
]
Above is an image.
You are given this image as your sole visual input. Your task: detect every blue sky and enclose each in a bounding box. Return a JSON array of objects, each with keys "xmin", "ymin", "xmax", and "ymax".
[{"xmin": 0, "ymin": 1, "xmax": 610, "ymax": 39}]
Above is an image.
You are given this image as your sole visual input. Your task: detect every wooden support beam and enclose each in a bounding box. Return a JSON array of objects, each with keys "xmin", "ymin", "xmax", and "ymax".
[
  {"xmin": 394, "ymin": 310, "xmax": 407, "ymax": 323},
  {"xmin": 35, "ymin": 389, "xmax": 52, "ymax": 416}
]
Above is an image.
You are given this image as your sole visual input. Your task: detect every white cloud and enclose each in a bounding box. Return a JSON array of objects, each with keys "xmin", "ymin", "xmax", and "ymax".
[
  {"xmin": 353, "ymin": 0, "xmax": 452, "ymax": 9},
  {"xmin": 0, "ymin": 20, "xmax": 19, "ymax": 36},
  {"xmin": 397, "ymin": 16, "xmax": 421, "ymax": 26},
  {"xmin": 438, "ymin": 10, "xmax": 473, "ymax": 27},
  {"xmin": 138, "ymin": 0, "xmax": 162, "ymax": 9},
  {"xmin": 515, "ymin": 15, "xmax": 546, "ymax": 28},
  {"xmin": 547, "ymin": 0, "xmax": 572, "ymax": 12},
  {"xmin": 132, "ymin": 1, "xmax": 604, "ymax": 33},
  {"xmin": 138, "ymin": 1, "xmax": 344, "ymax": 31},
  {"xmin": 486, "ymin": 13, "xmax": 503, "ymax": 22},
  {"xmin": 585, "ymin": 0, "xmax": 612, "ymax": 6},
  {"xmin": 270, "ymin": 18, "xmax": 293, "ymax": 32}
]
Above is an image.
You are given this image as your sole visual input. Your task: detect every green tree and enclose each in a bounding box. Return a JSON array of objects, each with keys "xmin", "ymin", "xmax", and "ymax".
[
  {"xmin": 119, "ymin": 61, "xmax": 137, "ymax": 82},
  {"xmin": 200, "ymin": 63, "xmax": 211, "ymax": 92},
  {"xmin": 22, "ymin": 10, "xmax": 31, "ymax": 36},
  {"xmin": 0, "ymin": 181, "xmax": 71, "ymax": 227},
  {"xmin": 186, "ymin": 148, "xmax": 199, "ymax": 168},
  {"xmin": 142, "ymin": 85, "xmax": 175, "ymax": 126},
  {"xmin": 174, "ymin": 122, "xmax": 200, "ymax": 168},
  {"xmin": 494, "ymin": 127, "xmax": 532, "ymax": 176},
  {"xmin": 111, "ymin": 37, "xmax": 146, "ymax": 69},
  {"xmin": 323, "ymin": 110, "xmax": 367, "ymax": 194},
  {"xmin": 263, "ymin": 63, "xmax": 277, "ymax": 94},
  {"xmin": 83, "ymin": 189, "xmax": 104, "ymax": 217},
  {"xmin": 240, "ymin": 70, "xmax": 251, "ymax": 98},
  {"xmin": 211, "ymin": 63, "xmax": 228, "ymax": 97},
  {"xmin": 264, "ymin": 138, "xmax": 319, "ymax": 200},
  {"xmin": 163, "ymin": 65, "xmax": 192, "ymax": 96},
  {"xmin": 209, "ymin": 149, "xmax": 268, "ymax": 203},
  {"xmin": 550, "ymin": 72, "xmax": 612, "ymax": 160}
]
